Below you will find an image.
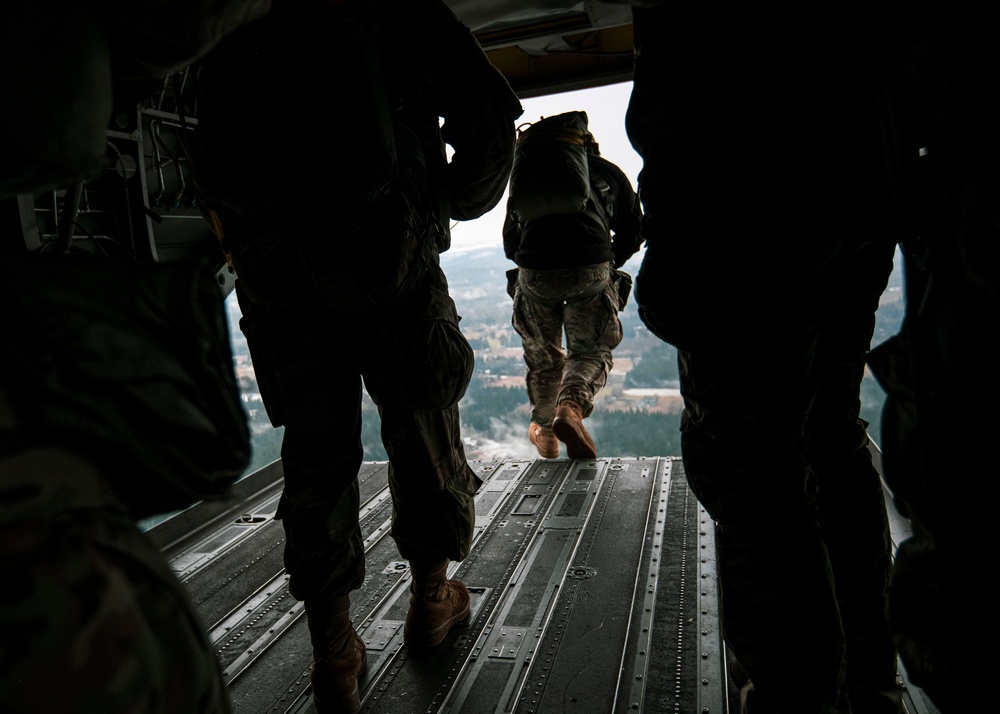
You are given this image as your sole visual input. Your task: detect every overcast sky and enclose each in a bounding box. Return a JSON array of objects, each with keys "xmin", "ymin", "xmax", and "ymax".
[{"xmin": 443, "ymin": 80, "xmax": 641, "ymax": 258}]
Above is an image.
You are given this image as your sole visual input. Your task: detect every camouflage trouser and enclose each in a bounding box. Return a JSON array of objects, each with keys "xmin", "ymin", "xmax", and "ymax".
[
  {"xmin": 232, "ymin": 225, "xmax": 481, "ymax": 609},
  {"xmin": 642, "ymin": 236, "xmax": 900, "ymax": 714},
  {"xmin": 511, "ymin": 262, "xmax": 623, "ymax": 426},
  {"xmin": 869, "ymin": 248, "xmax": 995, "ymax": 713},
  {"xmin": 0, "ymin": 444, "xmax": 230, "ymax": 714}
]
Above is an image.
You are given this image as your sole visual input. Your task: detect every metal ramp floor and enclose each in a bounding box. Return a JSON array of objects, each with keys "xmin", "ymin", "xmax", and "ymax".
[{"xmin": 147, "ymin": 457, "xmax": 939, "ymax": 714}]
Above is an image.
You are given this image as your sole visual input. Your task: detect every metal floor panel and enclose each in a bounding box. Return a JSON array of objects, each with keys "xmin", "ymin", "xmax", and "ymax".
[{"xmin": 152, "ymin": 456, "xmax": 939, "ymax": 714}]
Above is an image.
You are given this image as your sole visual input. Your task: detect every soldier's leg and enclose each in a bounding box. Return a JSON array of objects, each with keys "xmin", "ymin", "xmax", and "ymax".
[
  {"xmin": 512, "ymin": 269, "xmax": 566, "ymax": 427},
  {"xmin": 229, "ymin": 221, "xmax": 369, "ymax": 709},
  {"xmin": 807, "ymin": 239, "xmax": 901, "ymax": 713},
  {"xmin": 237, "ymin": 293, "xmax": 369, "ymax": 712},
  {"xmin": 375, "ymin": 398, "xmax": 480, "ymax": 563},
  {"xmin": 363, "ymin": 265, "xmax": 481, "ymax": 647},
  {"xmin": 871, "ymin": 259, "xmax": 995, "ymax": 713},
  {"xmin": 375, "ymin": 392, "xmax": 480, "ymax": 647},
  {"xmin": 678, "ymin": 338, "xmax": 851, "ymax": 714},
  {"xmin": 364, "ymin": 265, "xmax": 481, "ymax": 564},
  {"xmin": 240, "ymin": 300, "xmax": 367, "ymax": 603},
  {"xmin": 560, "ymin": 262, "xmax": 622, "ymax": 413},
  {"xmin": 229, "ymin": 216, "xmax": 368, "ymax": 604}
]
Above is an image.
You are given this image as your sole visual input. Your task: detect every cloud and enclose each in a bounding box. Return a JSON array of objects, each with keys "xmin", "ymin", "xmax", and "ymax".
[{"xmin": 464, "ymin": 415, "xmax": 539, "ymax": 460}]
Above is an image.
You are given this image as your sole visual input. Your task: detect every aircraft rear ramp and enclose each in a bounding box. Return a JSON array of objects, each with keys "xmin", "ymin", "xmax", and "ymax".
[{"xmin": 148, "ymin": 457, "xmax": 939, "ymax": 714}]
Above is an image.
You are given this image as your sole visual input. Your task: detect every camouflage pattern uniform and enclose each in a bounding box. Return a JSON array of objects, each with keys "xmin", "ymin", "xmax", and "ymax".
[
  {"xmin": 512, "ymin": 263, "xmax": 623, "ymax": 424},
  {"xmin": 0, "ymin": 395, "xmax": 232, "ymax": 714},
  {"xmin": 864, "ymin": 18, "xmax": 996, "ymax": 712},
  {"xmin": 0, "ymin": 2, "xmax": 267, "ymax": 711},
  {"xmin": 627, "ymin": 5, "xmax": 904, "ymax": 712},
  {"xmin": 503, "ymin": 150, "xmax": 642, "ymax": 429},
  {"xmin": 0, "ymin": 253, "xmax": 251, "ymax": 714},
  {"xmin": 198, "ymin": 0, "xmax": 524, "ymax": 605},
  {"xmin": 231, "ymin": 240, "xmax": 484, "ymax": 600}
]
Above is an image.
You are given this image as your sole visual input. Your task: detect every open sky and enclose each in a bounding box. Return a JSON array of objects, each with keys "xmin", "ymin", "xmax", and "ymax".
[{"xmin": 443, "ymin": 80, "xmax": 642, "ymax": 258}]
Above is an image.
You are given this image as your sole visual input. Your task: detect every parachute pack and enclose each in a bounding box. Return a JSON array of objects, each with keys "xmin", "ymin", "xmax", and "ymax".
[
  {"xmin": 507, "ymin": 110, "xmax": 615, "ymax": 231},
  {"xmin": 508, "ymin": 110, "xmax": 592, "ymax": 223}
]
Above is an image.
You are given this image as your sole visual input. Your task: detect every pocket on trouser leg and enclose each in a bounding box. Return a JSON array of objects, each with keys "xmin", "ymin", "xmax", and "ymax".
[
  {"xmin": 505, "ymin": 267, "xmax": 519, "ymax": 300},
  {"xmin": 510, "ymin": 290, "xmax": 543, "ymax": 344},
  {"xmin": 446, "ymin": 464, "xmax": 483, "ymax": 560},
  {"xmin": 391, "ymin": 462, "xmax": 482, "ymax": 563},
  {"xmin": 394, "ymin": 286, "xmax": 475, "ymax": 411},
  {"xmin": 611, "ymin": 268, "xmax": 632, "ymax": 310},
  {"xmin": 635, "ymin": 247, "xmax": 703, "ymax": 352},
  {"xmin": 598, "ymin": 285, "xmax": 624, "ymax": 351}
]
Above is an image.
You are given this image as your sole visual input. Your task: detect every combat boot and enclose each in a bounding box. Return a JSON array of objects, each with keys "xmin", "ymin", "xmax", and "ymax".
[
  {"xmin": 552, "ymin": 400, "xmax": 597, "ymax": 458},
  {"xmin": 404, "ymin": 558, "xmax": 470, "ymax": 648},
  {"xmin": 306, "ymin": 596, "xmax": 368, "ymax": 714},
  {"xmin": 529, "ymin": 422, "xmax": 559, "ymax": 458}
]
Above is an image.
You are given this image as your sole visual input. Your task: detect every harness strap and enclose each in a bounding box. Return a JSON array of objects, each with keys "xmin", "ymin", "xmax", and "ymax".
[{"xmin": 590, "ymin": 175, "xmax": 614, "ymax": 234}]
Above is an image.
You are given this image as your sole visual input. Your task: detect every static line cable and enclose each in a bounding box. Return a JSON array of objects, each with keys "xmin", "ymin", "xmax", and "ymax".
[
  {"xmin": 106, "ymin": 140, "xmax": 137, "ymax": 256},
  {"xmin": 150, "ymin": 119, "xmax": 167, "ymax": 207},
  {"xmin": 54, "ymin": 182, "xmax": 84, "ymax": 255}
]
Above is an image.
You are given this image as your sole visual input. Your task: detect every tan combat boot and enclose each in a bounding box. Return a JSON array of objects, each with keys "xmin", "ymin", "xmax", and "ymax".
[
  {"xmin": 552, "ymin": 400, "xmax": 597, "ymax": 459},
  {"xmin": 404, "ymin": 558, "xmax": 471, "ymax": 648},
  {"xmin": 529, "ymin": 422, "xmax": 559, "ymax": 458},
  {"xmin": 306, "ymin": 596, "xmax": 368, "ymax": 714}
]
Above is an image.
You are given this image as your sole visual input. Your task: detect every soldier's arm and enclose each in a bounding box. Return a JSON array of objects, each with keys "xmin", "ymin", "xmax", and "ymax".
[
  {"xmin": 610, "ymin": 166, "xmax": 644, "ymax": 267},
  {"xmin": 502, "ymin": 199, "xmax": 521, "ymax": 261},
  {"xmin": 421, "ymin": 0, "xmax": 524, "ymax": 221}
]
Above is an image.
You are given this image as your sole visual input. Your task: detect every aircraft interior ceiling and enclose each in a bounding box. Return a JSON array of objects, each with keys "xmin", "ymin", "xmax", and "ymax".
[{"xmin": 444, "ymin": 0, "xmax": 635, "ymax": 97}]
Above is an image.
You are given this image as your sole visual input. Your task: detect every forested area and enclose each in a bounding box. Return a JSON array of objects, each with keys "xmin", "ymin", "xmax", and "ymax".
[
  {"xmin": 624, "ymin": 345, "xmax": 679, "ymax": 388},
  {"xmin": 588, "ymin": 408, "xmax": 682, "ymax": 457},
  {"xmin": 239, "ymin": 368, "xmax": 686, "ymax": 471},
  {"xmin": 231, "ymin": 260, "xmax": 901, "ymax": 474},
  {"xmin": 239, "ymin": 349, "xmax": 885, "ymax": 471}
]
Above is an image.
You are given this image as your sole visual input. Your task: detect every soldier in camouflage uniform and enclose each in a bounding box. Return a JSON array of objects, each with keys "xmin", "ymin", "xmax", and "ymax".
[
  {"xmin": 502, "ymin": 132, "xmax": 642, "ymax": 459},
  {"xmin": 0, "ymin": 2, "xmax": 267, "ymax": 712},
  {"xmin": 195, "ymin": 1, "xmax": 523, "ymax": 710},
  {"xmin": 863, "ymin": 18, "xmax": 996, "ymax": 713},
  {"xmin": 624, "ymin": 4, "xmax": 907, "ymax": 713}
]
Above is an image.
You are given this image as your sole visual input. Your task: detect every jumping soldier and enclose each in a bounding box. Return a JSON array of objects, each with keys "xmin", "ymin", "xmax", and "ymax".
[{"xmin": 503, "ymin": 119, "xmax": 642, "ymax": 459}]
